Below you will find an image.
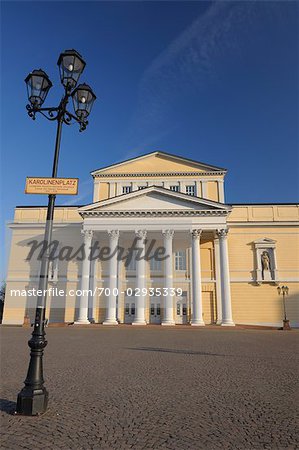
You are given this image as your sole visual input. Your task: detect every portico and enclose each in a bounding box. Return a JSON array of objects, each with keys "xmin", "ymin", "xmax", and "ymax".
[{"xmin": 75, "ymin": 186, "xmax": 234, "ymax": 326}]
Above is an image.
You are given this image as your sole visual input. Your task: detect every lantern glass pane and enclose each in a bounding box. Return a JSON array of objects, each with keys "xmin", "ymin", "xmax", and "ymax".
[
  {"xmin": 25, "ymin": 71, "xmax": 52, "ymax": 106},
  {"xmin": 72, "ymin": 84, "xmax": 96, "ymax": 119},
  {"xmin": 58, "ymin": 50, "xmax": 85, "ymax": 90}
]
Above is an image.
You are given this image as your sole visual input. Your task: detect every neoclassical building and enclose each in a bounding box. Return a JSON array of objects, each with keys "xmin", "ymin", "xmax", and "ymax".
[{"xmin": 3, "ymin": 151, "xmax": 299, "ymax": 327}]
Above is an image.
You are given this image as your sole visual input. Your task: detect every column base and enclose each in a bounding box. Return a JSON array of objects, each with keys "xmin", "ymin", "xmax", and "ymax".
[
  {"xmin": 74, "ymin": 319, "xmax": 91, "ymax": 325},
  {"xmin": 161, "ymin": 321, "xmax": 176, "ymax": 326},
  {"xmin": 132, "ymin": 321, "xmax": 147, "ymax": 326},
  {"xmin": 191, "ymin": 321, "xmax": 205, "ymax": 326},
  {"xmin": 216, "ymin": 320, "xmax": 222, "ymax": 325},
  {"xmin": 103, "ymin": 320, "xmax": 118, "ymax": 325},
  {"xmin": 221, "ymin": 321, "xmax": 235, "ymax": 326}
]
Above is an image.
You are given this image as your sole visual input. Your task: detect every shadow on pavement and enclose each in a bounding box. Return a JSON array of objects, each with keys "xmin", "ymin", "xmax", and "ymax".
[
  {"xmin": 0, "ymin": 398, "xmax": 16, "ymax": 415},
  {"xmin": 126, "ymin": 347, "xmax": 227, "ymax": 357}
]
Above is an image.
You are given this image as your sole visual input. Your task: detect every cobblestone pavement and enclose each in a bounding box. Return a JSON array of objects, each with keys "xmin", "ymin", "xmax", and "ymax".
[{"xmin": 0, "ymin": 326, "xmax": 298, "ymax": 449}]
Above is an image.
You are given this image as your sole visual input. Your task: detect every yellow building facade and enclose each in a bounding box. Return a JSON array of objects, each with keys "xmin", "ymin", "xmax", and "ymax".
[{"xmin": 3, "ymin": 151, "xmax": 299, "ymax": 327}]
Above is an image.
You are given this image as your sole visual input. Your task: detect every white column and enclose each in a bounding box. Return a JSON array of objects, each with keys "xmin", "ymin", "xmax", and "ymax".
[
  {"xmin": 108, "ymin": 182, "xmax": 117, "ymax": 198},
  {"xmin": 195, "ymin": 180, "xmax": 201, "ymax": 197},
  {"xmin": 213, "ymin": 235, "xmax": 222, "ymax": 325},
  {"xmin": 103, "ymin": 230, "xmax": 119, "ymax": 325},
  {"xmin": 191, "ymin": 230, "xmax": 205, "ymax": 326},
  {"xmin": 218, "ymin": 180, "xmax": 225, "ymax": 203},
  {"xmin": 162, "ymin": 230, "xmax": 175, "ymax": 325},
  {"xmin": 75, "ymin": 229, "xmax": 93, "ymax": 324},
  {"xmin": 116, "ymin": 258, "xmax": 122, "ymax": 322},
  {"xmin": 201, "ymin": 180, "xmax": 208, "ymax": 198},
  {"xmin": 116, "ymin": 182, "xmax": 122, "ymax": 196},
  {"xmin": 89, "ymin": 257, "xmax": 97, "ymax": 323},
  {"xmin": 217, "ymin": 229, "xmax": 235, "ymax": 326},
  {"xmin": 132, "ymin": 230, "xmax": 147, "ymax": 325}
]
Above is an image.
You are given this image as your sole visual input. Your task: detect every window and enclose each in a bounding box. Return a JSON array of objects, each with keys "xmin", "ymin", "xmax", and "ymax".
[
  {"xmin": 170, "ymin": 185, "xmax": 179, "ymax": 192},
  {"xmin": 175, "ymin": 251, "xmax": 186, "ymax": 271},
  {"xmin": 186, "ymin": 185, "xmax": 195, "ymax": 196},
  {"xmin": 150, "ymin": 257, "xmax": 162, "ymax": 271},
  {"xmin": 126, "ymin": 251, "xmax": 137, "ymax": 270},
  {"xmin": 122, "ymin": 186, "xmax": 132, "ymax": 194}
]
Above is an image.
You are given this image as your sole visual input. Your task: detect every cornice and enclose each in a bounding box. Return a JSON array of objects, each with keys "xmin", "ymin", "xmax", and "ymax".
[
  {"xmin": 227, "ymin": 222, "xmax": 299, "ymax": 227},
  {"xmin": 8, "ymin": 222, "xmax": 82, "ymax": 229},
  {"xmin": 93, "ymin": 170, "xmax": 226, "ymax": 179},
  {"xmin": 80, "ymin": 210, "xmax": 229, "ymax": 218}
]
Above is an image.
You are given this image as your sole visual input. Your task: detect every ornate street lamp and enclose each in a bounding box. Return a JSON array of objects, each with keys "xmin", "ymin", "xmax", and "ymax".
[
  {"xmin": 277, "ymin": 285, "xmax": 291, "ymax": 330},
  {"xmin": 57, "ymin": 49, "xmax": 86, "ymax": 92},
  {"xmin": 16, "ymin": 50, "xmax": 96, "ymax": 416},
  {"xmin": 25, "ymin": 69, "xmax": 52, "ymax": 107},
  {"xmin": 72, "ymin": 83, "xmax": 96, "ymax": 119}
]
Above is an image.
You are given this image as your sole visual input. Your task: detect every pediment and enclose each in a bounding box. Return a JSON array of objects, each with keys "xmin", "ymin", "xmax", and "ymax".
[
  {"xmin": 91, "ymin": 151, "xmax": 226, "ymax": 177},
  {"xmin": 79, "ymin": 186, "xmax": 231, "ymax": 217},
  {"xmin": 254, "ymin": 238, "xmax": 276, "ymax": 244},
  {"xmin": 253, "ymin": 238, "xmax": 277, "ymax": 248}
]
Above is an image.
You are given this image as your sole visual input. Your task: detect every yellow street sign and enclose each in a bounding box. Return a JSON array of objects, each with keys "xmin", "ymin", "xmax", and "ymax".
[{"xmin": 25, "ymin": 177, "xmax": 79, "ymax": 195}]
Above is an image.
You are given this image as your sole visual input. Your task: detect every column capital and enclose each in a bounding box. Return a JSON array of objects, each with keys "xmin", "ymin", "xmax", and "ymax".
[
  {"xmin": 191, "ymin": 229, "xmax": 202, "ymax": 239},
  {"xmin": 135, "ymin": 229, "xmax": 147, "ymax": 240},
  {"xmin": 162, "ymin": 229, "xmax": 174, "ymax": 239},
  {"xmin": 108, "ymin": 229, "xmax": 119, "ymax": 240},
  {"xmin": 81, "ymin": 229, "xmax": 93, "ymax": 240},
  {"xmin": 216, "ymin": 228, "xmax": 229, "ymax": 239}
]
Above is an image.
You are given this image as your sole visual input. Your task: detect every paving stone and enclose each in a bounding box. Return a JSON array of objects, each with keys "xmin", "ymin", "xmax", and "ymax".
[{"xmin": 0, "ymin": 327, "xmax": 298, "ymax": 449}]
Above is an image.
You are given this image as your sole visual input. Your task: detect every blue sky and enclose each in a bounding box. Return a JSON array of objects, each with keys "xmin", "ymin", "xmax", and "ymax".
[{"xmin": 1, "ymin": 1, "xmax": 298, "ymax": 279}]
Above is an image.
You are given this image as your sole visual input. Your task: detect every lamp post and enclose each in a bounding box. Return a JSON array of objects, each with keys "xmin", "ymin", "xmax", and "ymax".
[
  {"xmin": 16, "ymin": 50, "xmax": 96, "ymax": 416},
  {"xmin": 277, "ymin": 285, "xmax": 291, "ymax": 330}
]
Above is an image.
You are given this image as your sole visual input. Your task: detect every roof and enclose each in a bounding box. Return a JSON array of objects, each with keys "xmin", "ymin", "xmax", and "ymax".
[
  {"xmin": 15, "ymin": 202, "xmax": 299, "ymax": 208},
  {"xmin": 90, "ymin": 150, "xmax": 227, "ymax": 175}
]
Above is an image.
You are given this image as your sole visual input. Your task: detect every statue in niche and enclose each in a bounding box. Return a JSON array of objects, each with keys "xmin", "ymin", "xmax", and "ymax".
[{"xmin": 261, "ymin": 251, "xmax": 271, "ymax": 280}]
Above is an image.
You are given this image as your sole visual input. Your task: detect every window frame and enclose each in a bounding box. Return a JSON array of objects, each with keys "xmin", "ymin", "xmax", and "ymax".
[
  {"xmin": 150, "ymin": 257, "xmax": 162, "ymax": 272},
  {"xmin": 185, "ymin": 185, "xmax": 195, "ymax": 196},
  {"xmin": 122, "ymin": 185, "xmax": 132, "ymax": 194},
  {"xmin": 175, "ymin": 250, "xmax": 187, "ymax": 271}
]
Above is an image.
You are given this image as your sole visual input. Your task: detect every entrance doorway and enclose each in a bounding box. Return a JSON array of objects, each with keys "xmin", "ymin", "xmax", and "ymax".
[
  {"xmin": 124, "ymin": 298, "xmax": 135, "ymax": 324},
  {"xmin": 175, "ymin": 297, "xmax": 188, "ymax": 324},
  {"xmin": 149, "ymin": 297, "xmax": 161, "ymax": 324},
  {"xmin": 202, "ymin": 292, "xmax": 216, "ymax": 324}
]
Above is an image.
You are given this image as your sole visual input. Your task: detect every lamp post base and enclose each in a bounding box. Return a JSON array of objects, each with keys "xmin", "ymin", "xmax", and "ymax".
[
  {"xmin": 16, "ymin": 386, "xmax": 48, "ymax": 416},
  {"xmin": 283, "ymin": 320, "xmax": 291, "ymax": 331}
]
